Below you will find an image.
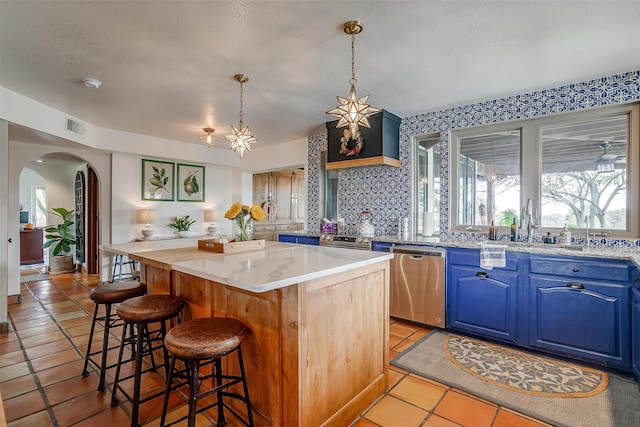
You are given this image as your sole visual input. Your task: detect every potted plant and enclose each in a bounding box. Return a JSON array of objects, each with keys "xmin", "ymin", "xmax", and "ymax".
[
  {"xmin": 168, "ymin": 214, "xmax": 196, "ymax": 237},
  {"xmin": 43, "ymin": 207, "xmax": 77, "ymax": 274}
]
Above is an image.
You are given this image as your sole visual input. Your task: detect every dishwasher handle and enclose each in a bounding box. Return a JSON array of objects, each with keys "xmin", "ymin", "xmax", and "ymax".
[{"xmin": 391, "ymin": 245, "xmax": 446, "ymax": 257}]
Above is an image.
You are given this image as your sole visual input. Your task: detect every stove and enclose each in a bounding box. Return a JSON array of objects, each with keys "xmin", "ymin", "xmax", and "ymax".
[{"xmin": 319, "ymin": 234, "xmax": 373, "ymax": 250}]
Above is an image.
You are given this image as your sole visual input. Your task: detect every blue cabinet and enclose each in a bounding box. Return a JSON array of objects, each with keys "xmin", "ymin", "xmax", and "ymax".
[
  {"xmin": 529, "ymin": 256, "xmax": 631, "ymax": 369},
  {"xmin": 277, "ymin": 234, "xmax": 319, "ymax": 245},
  {"xmin": 633, "ymin": 288, "xmax": 640, "ymax": 378},
  {"xmin": 447, "ymin": 248, "xmax": 521, "ymax": 344},
  {"xmin": 371, "ymin": 241, "xmax": 393, "ymax": 252}
]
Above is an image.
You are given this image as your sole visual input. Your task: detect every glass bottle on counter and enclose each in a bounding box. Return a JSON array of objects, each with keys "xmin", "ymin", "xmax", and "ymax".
[
  {"xmin": 488, "ymin": 221, "xmax": 497, "ymax": 240},
  {"xmin": 510, "ymin": 217, "xmax": 518, "ymax": 241}
]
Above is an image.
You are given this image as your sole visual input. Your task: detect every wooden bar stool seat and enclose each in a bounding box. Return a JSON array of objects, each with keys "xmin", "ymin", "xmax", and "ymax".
[
  {"xmin": 82, "ymin": 281, "xmax": 147, "ymax": 392},
  {"xmin": 110, "ymin": 294, "xmax": 184, "ymax": 427},
  {"xmin": 160, "ymin": 317, "xmax": 254, "ymax": 427}
]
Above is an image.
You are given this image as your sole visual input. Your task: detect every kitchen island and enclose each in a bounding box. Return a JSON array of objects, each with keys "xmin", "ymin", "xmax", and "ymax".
[{"xmin": 101, "ymin": 240, "xmax": 393, "ymax": 427}]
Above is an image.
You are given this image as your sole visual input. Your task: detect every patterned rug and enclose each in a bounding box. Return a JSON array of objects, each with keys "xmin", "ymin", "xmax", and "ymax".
[
  {"xmin": 444, "ymin": 334, "xmax": 608, "ymax": 397},
  {"xmin": 391, "ymin": 330, "xmax": 640, "ymax": 427},
  {"xmin": 20, "ymin": 273, "xmax": 49, "ymax": 283}
]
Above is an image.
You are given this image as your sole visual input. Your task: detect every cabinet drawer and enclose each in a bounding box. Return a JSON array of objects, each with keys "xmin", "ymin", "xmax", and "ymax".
[
  {"xmin": 253, "ymin": 224, "xmax": 276, "ymax": 232},
  {"xmin": 530, "ymin": 257, "xmax": 630, "ymax": 282},
  {"xmin": 276, "ymin": 223, "xmax": 302, "ymax": 231},
  {"xmin": 448, "ymin": 248, "xmax": 518, "ymax": 271}
]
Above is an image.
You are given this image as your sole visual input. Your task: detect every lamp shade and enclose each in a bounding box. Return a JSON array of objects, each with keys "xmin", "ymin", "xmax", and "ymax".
[
  {"xmin": 137, "ymin": 208, "xmax": 156, "ymax": 225},
  {"xmin": 204, "ymin": 209, "xmax": 219, "ymax": 222}
]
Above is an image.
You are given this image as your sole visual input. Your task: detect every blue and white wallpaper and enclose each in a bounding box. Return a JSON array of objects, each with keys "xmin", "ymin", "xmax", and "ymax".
[{"xmin": 308, "ymin": 70, "xmax": 640, "ymax": 246}]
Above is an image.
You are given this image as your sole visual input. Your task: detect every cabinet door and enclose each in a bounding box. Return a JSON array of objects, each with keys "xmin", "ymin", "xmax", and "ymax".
[
  {"xmin": 274, "ymin": 172, "xmax": 293, "ymax": 223},
  {"xmin": 633, "ymin": 288, "xmax": 640, "ymax": 379},
  {"xmin": 294, "ymin": 171, "xmax": 305, "ymax": 223},
  {"xmin": 297, "ymin": 236, "xmax": 319, "ymax": 246},
  {"xmin": 447, "ymin": 265, "xmax": 520, "ymax": 343},
  {"xmin": 253, "ymin": 173, "xmax": 271, "ymax": 207},
  {"xmin": 529, "ymin": 276, "xmax": 630, "ymax": 368}
]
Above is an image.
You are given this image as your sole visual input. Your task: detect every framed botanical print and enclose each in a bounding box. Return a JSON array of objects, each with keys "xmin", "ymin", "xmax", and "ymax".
[
  {"xmin": 177, "ymin": 163, "xmax": 205, "ymax": 202},
  {"xmin": 141, "ymin": 159, "xmax": 175, "ymax": 201}
]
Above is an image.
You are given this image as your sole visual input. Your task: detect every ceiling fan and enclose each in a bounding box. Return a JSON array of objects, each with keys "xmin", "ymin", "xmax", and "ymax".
[{"xmin": 596, "ymin": 141, "xmax": 626, "ymax": 172}]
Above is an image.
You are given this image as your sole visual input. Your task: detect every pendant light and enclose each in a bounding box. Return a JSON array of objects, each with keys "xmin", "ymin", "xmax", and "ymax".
[
  {"xmin": 326, "ymin": 20, "xmax": 380, "ymax": 138},
  {"xmin": 225, "ymin": 74, "xmax": 257, "ymax": 158},
  {"xmin": 198, "ymin": 127, "xmax": 218, "ymax": 148}
]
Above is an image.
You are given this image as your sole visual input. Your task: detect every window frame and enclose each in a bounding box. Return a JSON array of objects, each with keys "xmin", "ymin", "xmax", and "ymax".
[{"xmin": 449, "ymin": 102, "xmax": 639, "ymax": 238}]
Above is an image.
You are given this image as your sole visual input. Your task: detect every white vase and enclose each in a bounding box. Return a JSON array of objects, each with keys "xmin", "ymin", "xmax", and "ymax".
[{"xmin": 177, "ymin": 230, "xmax": 192, "ymax": 238}]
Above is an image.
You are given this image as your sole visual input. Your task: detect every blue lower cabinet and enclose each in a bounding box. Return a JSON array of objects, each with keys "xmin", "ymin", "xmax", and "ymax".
[
  {"xmin": 297, "ymin": 236, "xmax": 319, "ymax": 245},
  {"xmin": 277, "ymin": 234, "xmax": 319, "ymax": 245},
  {"xmin": 278, "ymin": 234, "xmax": 298, "ymax": 243},
  {"xmin": 447, "ymin": 265, "xmax": 520, "ymax": 343},
  {"xmin": 371, "ymin": 241, "xmax": 393, "ymax": 252},
  {"xmin": 631, "ymin": 288, "xmax": 640, "ymax": 378},
  {"xmin": 529, "ymin": 276, "xmax": 630, "ymax": 369}
]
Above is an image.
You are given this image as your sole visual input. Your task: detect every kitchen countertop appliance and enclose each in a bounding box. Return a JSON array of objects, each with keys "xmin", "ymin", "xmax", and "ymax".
[
  {"xmin": 390, "ymin": 245, "xmax": 446, "ymax": 327},
  {"xmin": 319, "ymin": 234, "xmax": 373, "ymax": 250}
]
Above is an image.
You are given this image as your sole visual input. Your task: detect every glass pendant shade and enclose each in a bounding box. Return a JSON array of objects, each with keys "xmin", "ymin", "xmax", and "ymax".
[
  {"xmin": 226, "ymin": 74, "xmax": 257, "ymax": 158},
  {"xmin": 327, "ymin": 20, "xmax": 380, "ymax": 137},
  {"xmin": 198, "ymin": 127, "xmax": 217, "ymax": 147}
]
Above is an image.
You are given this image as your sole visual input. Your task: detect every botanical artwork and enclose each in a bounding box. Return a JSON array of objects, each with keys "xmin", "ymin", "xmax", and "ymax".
[
  {"xmin": 177, "ymin": 163, "xmax": 205, "ymax": 202},
  {"xmin": 142, "ymin": 159, "xmax": 175, "ymax": 201}
]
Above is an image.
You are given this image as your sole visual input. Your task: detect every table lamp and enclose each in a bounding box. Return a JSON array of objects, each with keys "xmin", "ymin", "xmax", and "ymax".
[
  {"xmin": 204, "ymin": 209, "xmax": 219, "ymax": 236},
  {"xmin": 137, "ymin": 208, "xmax": 156, "ymax": 239}
]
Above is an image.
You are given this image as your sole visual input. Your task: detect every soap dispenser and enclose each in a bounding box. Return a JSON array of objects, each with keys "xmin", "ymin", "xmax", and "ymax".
[{"xmin": 559, "ymin": 223, "xmax": 571, "ymax": 245}]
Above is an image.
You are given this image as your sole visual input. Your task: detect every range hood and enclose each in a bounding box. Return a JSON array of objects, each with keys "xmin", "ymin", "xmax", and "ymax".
[{"xmin": 325, "ymin": 110, "xmax": 401, "ymax": 169}]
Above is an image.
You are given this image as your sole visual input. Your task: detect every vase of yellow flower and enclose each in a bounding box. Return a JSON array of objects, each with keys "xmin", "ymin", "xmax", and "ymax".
[{"xmin": 224, "ymin": 202, "xmax": 266, "ymax": 242}]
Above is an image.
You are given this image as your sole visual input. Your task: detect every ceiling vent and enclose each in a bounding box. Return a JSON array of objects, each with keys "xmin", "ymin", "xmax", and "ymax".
[{"xmin": 66, "ymin": 117, "xmax": 85, "ymax": 135}]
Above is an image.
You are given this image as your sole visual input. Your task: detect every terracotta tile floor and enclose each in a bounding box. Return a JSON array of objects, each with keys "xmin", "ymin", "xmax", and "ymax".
[{"xmin": 1, "ymin": 268, "xmax": 553, "ymax": 427}]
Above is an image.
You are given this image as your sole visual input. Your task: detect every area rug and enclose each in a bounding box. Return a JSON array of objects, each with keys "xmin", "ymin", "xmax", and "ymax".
[
  {"xmin": 19, "ymin": 273, "xmax": 49, "ymax": 283},
  {"xmin": 391, "ymin": 330, "xmax": 640, "ymax": 427}
]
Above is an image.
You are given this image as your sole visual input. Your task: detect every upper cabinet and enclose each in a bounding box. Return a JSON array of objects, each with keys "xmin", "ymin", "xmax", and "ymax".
[{"xmin": 253, "ymin": 170, "xmax": 305, "ymax": 224}]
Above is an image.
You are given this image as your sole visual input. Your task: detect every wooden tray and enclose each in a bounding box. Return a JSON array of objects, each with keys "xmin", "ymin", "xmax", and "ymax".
[{"xmin": 198, "ymin": 238, "xmax": 266, "ymax": 254}]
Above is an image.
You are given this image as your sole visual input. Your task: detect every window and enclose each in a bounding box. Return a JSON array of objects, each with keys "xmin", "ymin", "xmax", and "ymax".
[
  {"xmin": 450, "ymin": 103, "xmax": 639, "ymax": 238},
  {"xmin": 414, "ymin": 134, "xmax": 441, "ymax": 235}
]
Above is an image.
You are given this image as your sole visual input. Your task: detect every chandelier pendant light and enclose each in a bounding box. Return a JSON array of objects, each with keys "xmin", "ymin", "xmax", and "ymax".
[
  {"xmin": 225, "ymin": 74, "xmax": 257, "ymax": 158},
  {"xmin": 326, "ymin": 20, "xmax": 380, "ymax": 138},
  {"xmin": 198, "ymin": 127, "xmax": 218, "ymax": 148}
]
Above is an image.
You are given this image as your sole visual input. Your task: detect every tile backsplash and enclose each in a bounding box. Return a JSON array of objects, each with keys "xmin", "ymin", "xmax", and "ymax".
[{"xmin": 308, "ymin": 70, "xmax": 640, "ymax": 247}]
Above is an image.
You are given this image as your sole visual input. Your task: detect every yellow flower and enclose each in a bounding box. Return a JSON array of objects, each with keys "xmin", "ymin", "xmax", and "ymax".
[
  {"xmin": 225, "ymin": 202, "xmax": 243, "ymax": 219},
  {"xmin": 250, "ymin": 203, "xmax": 266, "ymax": 221}
]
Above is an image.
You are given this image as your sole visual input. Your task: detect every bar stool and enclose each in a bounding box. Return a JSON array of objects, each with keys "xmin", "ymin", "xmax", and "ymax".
[
  {"xmin": 159, "ymin": 317, "xmax": 254, "ymax": 427},
  {"xmin": 82, "ymin": 281, "xmax": 147, "ymax": 392},
  {"xmin": 110, "ymin": 294, "xmax": 185, "ymax": 427}
]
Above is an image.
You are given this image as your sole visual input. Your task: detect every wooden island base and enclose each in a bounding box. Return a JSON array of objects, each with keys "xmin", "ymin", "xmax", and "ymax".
[{"xmin": 136, "ymin": 252, "xmax": 390, "ymax": 427}]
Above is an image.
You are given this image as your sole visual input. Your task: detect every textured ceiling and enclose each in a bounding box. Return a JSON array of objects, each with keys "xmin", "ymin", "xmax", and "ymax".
[{"xmin": 1, "ymin": 0, "xmax": 639, "ymax": 152}]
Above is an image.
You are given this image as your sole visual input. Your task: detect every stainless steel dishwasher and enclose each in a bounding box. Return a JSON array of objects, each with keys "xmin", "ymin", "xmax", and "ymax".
[{"xmin": 390, "ymin": 245, "xmax": 446, "ymax": 327}]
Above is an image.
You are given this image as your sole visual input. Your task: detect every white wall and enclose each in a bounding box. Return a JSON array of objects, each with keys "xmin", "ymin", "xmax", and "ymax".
[
  {"xmin": 111, "ymin": 153, "xmax": 236, "ymax": 243},
  {"xmin": 241, "ymin": 137, "xmax": 308, "ymax": 173}
]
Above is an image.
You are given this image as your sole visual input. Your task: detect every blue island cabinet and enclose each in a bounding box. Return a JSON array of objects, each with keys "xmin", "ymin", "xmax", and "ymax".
[
  {"xmin": 529, "ymin": 256, "xmax": 631, "ymax": 370},
  {"xmin": 447, "ymin": 248, "xmax": 521, "ymax": 344}
]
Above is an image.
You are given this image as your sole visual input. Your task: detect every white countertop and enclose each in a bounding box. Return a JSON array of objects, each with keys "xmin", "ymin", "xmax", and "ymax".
[
  {"xmin": 101, "ymin": 240, "xmax": 393, "ymax": 293},
  {"xmin": 101, "ymin": 237, "xmax": 206, "ymax": 256},
  {"xmin": 172, "ymin": 243, "xmax": 393, "ymax": 293}
]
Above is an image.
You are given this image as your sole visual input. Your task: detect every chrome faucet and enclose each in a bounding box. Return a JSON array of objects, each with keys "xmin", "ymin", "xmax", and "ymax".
[
  {"xmin": 525, "ymin": 199, "xmax": 538, "ymax": 242},
  {"xmin": 584, "ymin": 216, "xmax": 590, "ymax": 249}
]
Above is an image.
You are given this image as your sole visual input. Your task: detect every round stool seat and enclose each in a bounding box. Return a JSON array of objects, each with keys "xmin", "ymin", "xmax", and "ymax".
[
  {"xmin": 165, "ymin": 317, "xmax": 250, "ymax": 360},
  {"xmin": 116, "ymin": 295, "xmax": 184, "ymax": 324},
  {"xmin": 89, "ymin": 281, "xmax": 147, "ymax": 305}
]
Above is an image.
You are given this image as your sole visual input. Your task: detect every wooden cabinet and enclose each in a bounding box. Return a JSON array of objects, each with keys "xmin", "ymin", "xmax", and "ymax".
[
  {"xmin": 253, "ymin": 170, "xmax": 305, "ymax": 225},
  {"xmin": 20, "ymin": 229, "xmax": 44, "ymax": 265},
  {"xmin": 529, "ymin": 256, "xmax": 631, "ymax": 369},
  {"xmin": 447, "ymin": 248, "xmax": 521, "ymax": 344}
]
